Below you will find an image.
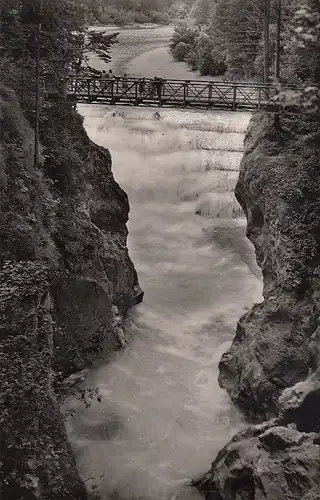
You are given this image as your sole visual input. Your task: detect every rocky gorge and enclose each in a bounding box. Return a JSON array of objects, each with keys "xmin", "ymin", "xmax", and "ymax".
[
  {"xmin": 0, "ymin": 85, "xmax": 142, "ymax": 499},
  {"xmin": 194, "ymin": 112, "xmax": 320, "ymax": 499}
]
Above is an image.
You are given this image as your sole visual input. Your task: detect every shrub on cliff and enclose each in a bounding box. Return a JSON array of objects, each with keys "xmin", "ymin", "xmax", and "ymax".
[
  {"xmin": 0, "ymin": 85, "xmax": 58, "ymax": 265},
  {"xmin": 0, "ymin": 261, "xmax": 88, "ymax": 500}
]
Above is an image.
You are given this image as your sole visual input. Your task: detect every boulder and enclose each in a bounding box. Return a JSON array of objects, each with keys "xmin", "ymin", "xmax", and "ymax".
[{"xmin": 193, "ymin": 424, "xmax": 320, "ymax": 500}]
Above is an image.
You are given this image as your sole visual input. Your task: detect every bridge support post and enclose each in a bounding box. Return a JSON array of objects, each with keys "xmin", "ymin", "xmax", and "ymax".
[
  {"xmin": 111, "ymin": 80, "xmax": 115, "ymax": 104},
  {"xmin": 183, "ymin": 81, "xmax": 189, "ymax": 107},
  {"xmin": 232, "ymin": 86, "xmax": 237, "ymax": 111},
  {"xmin": 87, "ymin": 78, "xmax": 90, "ymax": 102},
  {"xmin": 135, "ymin": 81, "xmax": 139, "ymax": 105},
  {"xmin": 258, "ymin": 88, "xmax": 262, "ymax": 110},
  {"xmin": 208, "ymin": 83, "xmax": 212, "ymax": 107}
]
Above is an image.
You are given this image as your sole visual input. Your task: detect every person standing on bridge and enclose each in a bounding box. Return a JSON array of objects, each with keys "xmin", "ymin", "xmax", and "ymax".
[
  {"xmin": 100, "ymin": 70, "xmax": 107, "ymax": 90},
  {"xmin": 149, "ymin": 78, "xmax": 156, "ymax": 98},
  {"xmin": 122, "ymin": 73, "xmax": 128, "ymax": 91},
  {"xmin": 107, "ymin": 69, "xmax": 114, "ymax": 92},
  {"xmin": 156, "ymin": 77, "xmax": 163, "ymax": 100}
]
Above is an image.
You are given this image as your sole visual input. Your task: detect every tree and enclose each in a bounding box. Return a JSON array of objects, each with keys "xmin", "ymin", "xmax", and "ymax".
[
  {"xmin": 186, "ymin": 29, "xmax": 227, "ymax": 76},
  {"xmin": 0, "ymin": 0, "xmax": 118, "ymax": 97},
  {"xmin": 95, "ymin": 0, "xmax": 192, "ymax": 25},
  {"xmin": 72, "ymin": 29, "xmax": 119, "ymax": 75},
  {"xmin": 170, "ymin": 0, "xmax": 266, "ymax": 78},
  {"xmin": 209, "ymin": 0, "xmax": 265, "ymax": 79},
  {"xmin": 274, "ymin": 0, "xmax": 320, "ymax": 113},
  {"xmin": 292, "ymin": 0, "xmax": 320, "ymax": 112},
  {"xmin": 169, "ymin": 22, "xmax": 198, "ymax": 62},
  {"xmin": 189, "ymin": 0, "xmax": 213, "ymax": 25}
]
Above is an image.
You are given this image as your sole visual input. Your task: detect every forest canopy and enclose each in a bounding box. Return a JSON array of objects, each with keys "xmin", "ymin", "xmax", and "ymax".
[
  {"xmin": 169, "ymin": 0, "xmax": 320, "ymax": 95},
  {"xmin": 92, "ymin": 0, "xmax": 193, "ymax": 25}
]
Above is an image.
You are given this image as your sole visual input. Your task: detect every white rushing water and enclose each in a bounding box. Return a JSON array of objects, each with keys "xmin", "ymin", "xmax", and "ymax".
[{"xmin": 66, "ymin": 105, "xmax": 262, "ymax": 500}]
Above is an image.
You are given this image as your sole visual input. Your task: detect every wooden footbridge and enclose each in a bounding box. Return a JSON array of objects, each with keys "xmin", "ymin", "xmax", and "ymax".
[{"xmin": 64, "ymin": 76, "xmax": 299, "ymax": 113}]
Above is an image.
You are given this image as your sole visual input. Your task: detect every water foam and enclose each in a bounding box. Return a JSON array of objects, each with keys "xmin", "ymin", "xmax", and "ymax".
[{"xmin": 66, "ymin": 105, "xmax": 262, "ymax": 500}]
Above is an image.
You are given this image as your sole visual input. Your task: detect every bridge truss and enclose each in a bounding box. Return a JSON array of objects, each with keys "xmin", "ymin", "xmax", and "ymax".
[{"xmin": 64, "ymin": 76, "xmax": 298, "ymax": 113}]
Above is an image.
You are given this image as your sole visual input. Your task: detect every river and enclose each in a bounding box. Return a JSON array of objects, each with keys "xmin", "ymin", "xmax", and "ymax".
[{"xmin": 66, "ymin": 27, "xmax": 262, "ymax": 500}]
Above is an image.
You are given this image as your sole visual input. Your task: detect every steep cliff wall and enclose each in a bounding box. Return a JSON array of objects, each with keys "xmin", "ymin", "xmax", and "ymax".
[
  {"xmin": 194, "ymin": 113, "xmax": 320, "ymax": 499},
  {"xmin": 0, "ymin": 262, "xmax": 88, "ymax": 500},
  {"xmin": 0, "ymin": 86, "xmax": 142, "ymax": 498},
  {"xmin": 219, "ymin": 113, "xmax": 320, "ymax": 420}
]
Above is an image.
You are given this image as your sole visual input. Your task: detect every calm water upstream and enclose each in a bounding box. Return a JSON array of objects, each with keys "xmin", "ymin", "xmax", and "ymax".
[{"xmin": 66, "ymin": 27, "xmax": 262, "ymax": 500}]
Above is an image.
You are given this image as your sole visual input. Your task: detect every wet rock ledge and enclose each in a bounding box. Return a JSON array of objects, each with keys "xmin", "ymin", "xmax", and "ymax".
[
  {"xmin": 193, "ymin": 113, "xmax": 320, "ymax": 499},
  {"xmin": 0, "ymin": 86, "xmax": 142, "ymax": 499}
]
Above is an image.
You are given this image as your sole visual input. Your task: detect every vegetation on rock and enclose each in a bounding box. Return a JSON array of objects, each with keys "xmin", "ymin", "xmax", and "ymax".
[
  {"xmin": 92, "ymin": 0, "xmax": 193, "ymax": 26},
  {"xmin": 0, "ymin": 261, "xmax": 88, "ymax": 500},
  {"xmin": 0, "ymin": 1, "xmax": 142, "ymax": 498}
]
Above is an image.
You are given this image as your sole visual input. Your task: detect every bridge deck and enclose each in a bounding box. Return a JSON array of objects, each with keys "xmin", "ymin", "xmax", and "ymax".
[{"xmin": 64, "ymin": 77, "xmax": 299, "ymax": 113}]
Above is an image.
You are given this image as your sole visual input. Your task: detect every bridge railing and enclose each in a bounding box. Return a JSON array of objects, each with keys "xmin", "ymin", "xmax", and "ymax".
[{"xmin": 65, "ymin": 76, "xmax": 297, "ymax": 112}]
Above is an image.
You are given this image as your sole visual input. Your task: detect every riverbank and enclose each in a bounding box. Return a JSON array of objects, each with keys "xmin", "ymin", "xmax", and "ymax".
[{"xmin": 88, "ymin": 25, "xmax": 207, "ymax": 80}]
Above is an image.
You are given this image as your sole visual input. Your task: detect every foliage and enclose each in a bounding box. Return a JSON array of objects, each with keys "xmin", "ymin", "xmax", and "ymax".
[
  {"xmin": 0, "ymin": 84, "xmax": 58, "ymax": 265},
  {"xmin": 170, "ymin": 22, "xmax": 198, "ymax": 61},
  {"xmin": 291, "ymin": 0, "xmax": 320, "ymax": 113},
  {"xmin": 189, "ymin": 0, "xmax": 212, "ymax": 25},
  {"xmin": 169, "ymin": 0, "xmax": 317, "ymax": 90},
  {"xmin": 0, "ymin": 261, "xmax": 87, "ymax": 500},
  {"xmin": 273, "ymin": 0, "xmax": 320, "ymax": 114},
  {"xmin": 95, "ymin": 0, "xmax": 193, "ymax": 25},
  {"xmin": 170, "ymin": 0, "xmax": 318, "ymax": 80},
  {"xmin": 72, "ymin": 29, "xmax": 119, "ymax": 74},
  {"xmin": 0, "ymin": 0, "xmax": 118, "ymax": 107},
  {"xmin": 170, "ymin": 0, "xmax": 263, "ymax": 77},
  {"xmin": 186, "ymin": 28, "xmax": 227, "ymax": 76}
]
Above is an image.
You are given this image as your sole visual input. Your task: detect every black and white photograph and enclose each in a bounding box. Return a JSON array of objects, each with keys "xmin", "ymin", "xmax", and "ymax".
[{"xmin": 0, "ymin": 0, "xmax": 319, "ymax": 499}]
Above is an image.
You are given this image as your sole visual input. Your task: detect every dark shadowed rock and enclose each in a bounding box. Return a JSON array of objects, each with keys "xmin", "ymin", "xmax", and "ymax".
[
  {"xmin": 278, "ymin": 326, "xmax": 320, "ymax": 433},
  {"xmin": 51, "ymin": 140, "xmax": 143, "ymax": 374},
  {"xmin": 258, "ymin": 425, "xmax": 305, "ymax": 449},
  {"xmin": 0, "ymin": 262, "xmax": 88, "ymax": 500}
]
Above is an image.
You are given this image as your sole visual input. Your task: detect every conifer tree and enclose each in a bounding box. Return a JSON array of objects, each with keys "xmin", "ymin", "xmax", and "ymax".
[{"xmin": 0, "ymin": 0, "xmax": 118, "ymax": 99}]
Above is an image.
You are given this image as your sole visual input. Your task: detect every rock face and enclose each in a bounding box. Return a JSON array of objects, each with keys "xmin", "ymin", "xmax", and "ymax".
[
  {"xmin": 51, "ymin": 138, "xmax": 143, "ymax": 374},
  {"xmin": 193, "ymin": 424, "xmax": 320, "ymax": 500},
  {"xmin": 0, "ymin": 87, "xmax": 142, "ymax": 497},
  {"xmin": 0, "ymin": 262, "xmax": 88, "ymax": 500},
  {"xmin": 278, "ymin": 323, "xmax": 320, "ymax": 434},
  {"xmin": 219, "ymin": 114, "xmax": 320, "ymax": 420},
  {"xmin": 194, "ymin": 114, "xmax": 320, "ymax": 499}
]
